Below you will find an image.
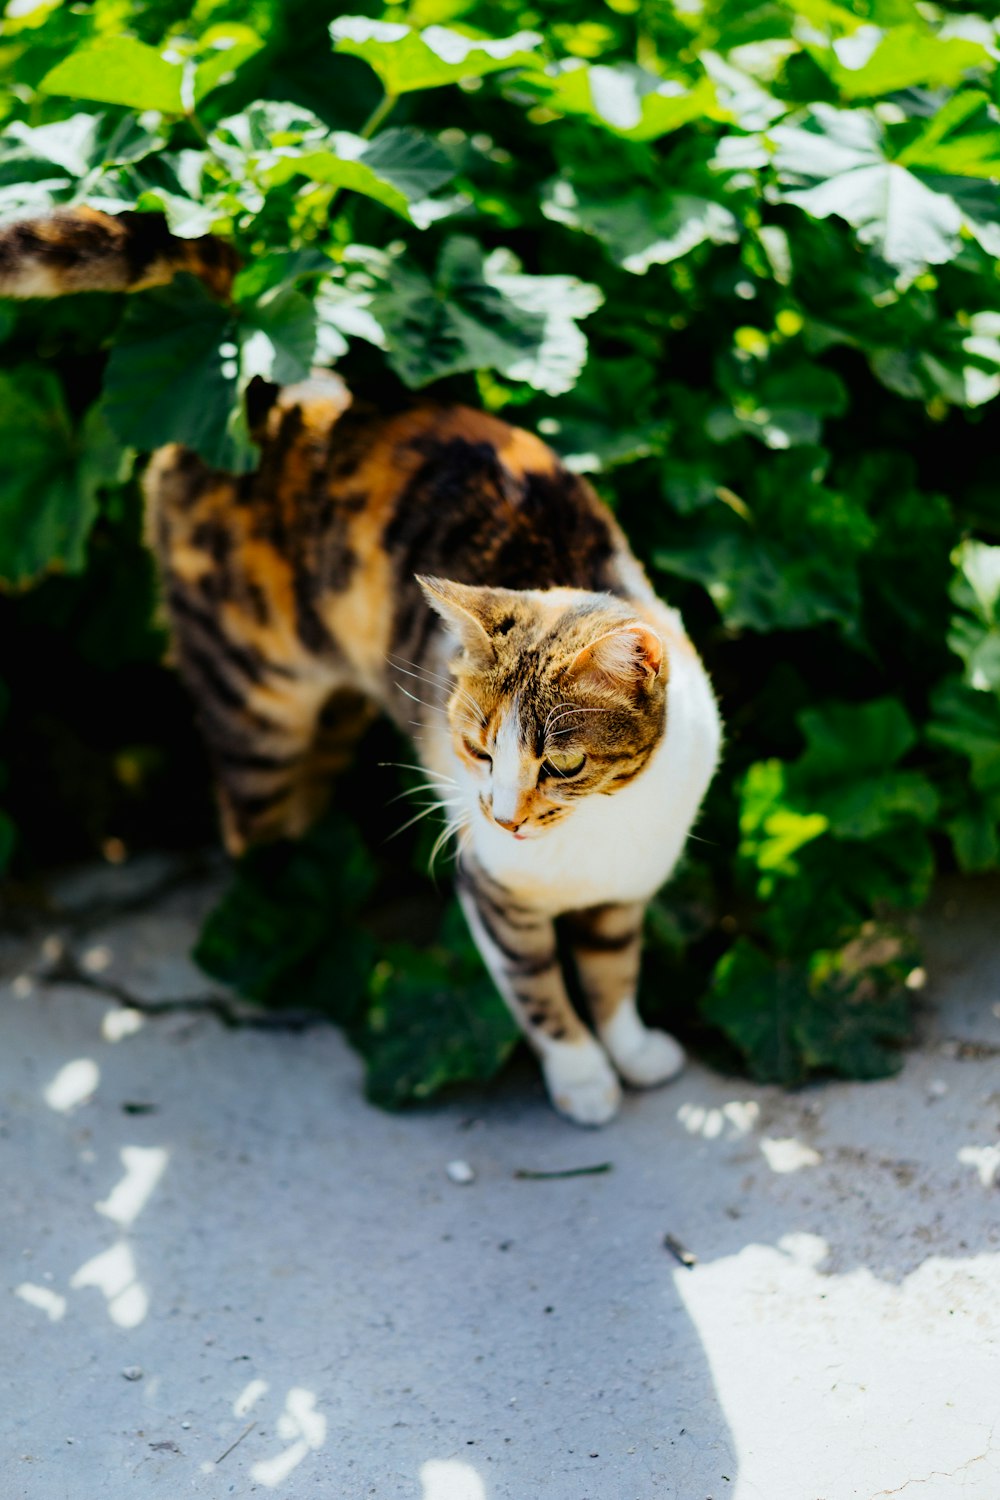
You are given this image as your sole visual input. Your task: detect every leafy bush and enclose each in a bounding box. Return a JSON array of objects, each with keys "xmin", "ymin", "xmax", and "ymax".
[{"xmin": 2, "ymin": 0, "xmax": 999, "ymax": 1100}]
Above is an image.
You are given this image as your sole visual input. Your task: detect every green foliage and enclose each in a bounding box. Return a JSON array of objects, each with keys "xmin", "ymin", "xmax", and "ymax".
[{"xmin": 2, "ymin": 0, "xmax": 1000, "ymax": 1101}]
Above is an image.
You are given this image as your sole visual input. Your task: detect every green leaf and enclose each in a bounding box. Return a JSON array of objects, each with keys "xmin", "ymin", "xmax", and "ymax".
[
  {"xmin": 520, "ymin": 60, "xmax": 717, "ymax": 140},
  {"xmin": 927, "ymin": 676, "xmax": 1000, "ymax": 794},
  {"xmin": 703, "ymin": 932, "xmax": 911, "ymax": 1085},
  {"xmin": 707, "ymin": 362, "xmax": 849, "ymax": 448},
  {"xmin": 655, "ymin": 448, "xmax": 871, "ymax": 635},
  {"xmin": 102, "ymin": 273, "xmax": 317, "ymax": 470},
  {"xmin": 344, "ymin": 237, "xmax": 601, "ymax": 394},
  {"xmin": 264, "ymin": 128, "xmax": 454, "ymax": 222},
  {"xmin": 542, "ymin": 179, "xmax": 738, "ymax": 273},
  {"xmin": 526, "ymin": 358, "xmax": 670, "ymax": 474},
  {"xmin": 360, "ymin": 910, "xmax": 518, "ymax": 1108},
  {"xmin": 896, "ymin": 92, "xmax": 1000, "ymax": 179},
  {"xmin": 0, "ymin": 370, "xmax": 126, "ymax": 588},
  {"xmin": 947, "ymin": 540, "xmax": 1000, "ymax": 693},
  {"xmin": 40, "ymin": 37, "xmax": 184, "ymax": 113},
  {"xmin": 0, "ymin": 113, "xmax": 161, "ymax": 214},
  {"xmin": 790, "ymin": 698, "xmax": 939, "ymax": 838},
  {"xmin": 192, "ymin": 23, "xmax": 266, "ymax": 106},
  {"xmin": 870, "ymin": 311, "xmax": 1000, "ymax": 409},
  {"xmin": 195, "ymin": 813, "xmax": 376, "ymax": 1023},
  {"xmin": 767, "ymin": 104, "xmax": 991, "ymax": 280},
  {"xmin": 102, "ymin": 276, "xmax": 250, "ymax": 471},
  {"xmin": 811, "ymin": 24, "xmax": 990, "ymax": 99},
  {"xmin": 331, "ymin": 17, "xmax": 541, "ymax": 95}
]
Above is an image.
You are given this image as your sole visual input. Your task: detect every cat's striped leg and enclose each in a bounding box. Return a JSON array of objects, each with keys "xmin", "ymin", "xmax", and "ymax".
[
  {"xmin": 563, "ymin": 902, "xmax": 685, "ymax": 1089},
  {"xmin": 166, "ymin": 596, "xmax": 344, "ymax": 853},
  {"xmin": 456, "ymin": 866, "xmax": 621, "ymax": 1125}
]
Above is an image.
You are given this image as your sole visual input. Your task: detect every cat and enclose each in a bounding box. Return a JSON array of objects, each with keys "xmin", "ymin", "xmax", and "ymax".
[{"xmin": 0, "ymin": 208, "xmax": 723, "ymax": 1125}]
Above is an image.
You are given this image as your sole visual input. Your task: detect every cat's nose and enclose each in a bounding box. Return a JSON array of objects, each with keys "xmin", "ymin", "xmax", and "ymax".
[{"xmin": 495, "ymin": 815, "xmax": 525, "ymax": 833}]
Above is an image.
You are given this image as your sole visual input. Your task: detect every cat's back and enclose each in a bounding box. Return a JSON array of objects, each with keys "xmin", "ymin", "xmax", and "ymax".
[{"xmin": 147, "ymin": 377, "xmax": 643, "ymax": 695}]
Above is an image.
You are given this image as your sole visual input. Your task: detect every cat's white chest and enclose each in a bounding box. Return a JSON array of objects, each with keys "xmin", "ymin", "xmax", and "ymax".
[{"xmin": 464, "ymin": 649, "xmax": 720, "ymax": 915}]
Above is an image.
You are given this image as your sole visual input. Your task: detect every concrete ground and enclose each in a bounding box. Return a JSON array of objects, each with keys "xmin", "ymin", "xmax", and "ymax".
[{"xmin": 1, "ymin": 860, "xmax": 999, "ymax": 1500}]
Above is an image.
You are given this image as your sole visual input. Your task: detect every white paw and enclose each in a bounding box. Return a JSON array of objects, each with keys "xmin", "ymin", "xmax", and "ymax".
[
  {"xmin": 611, "ymin": 1028, "xmax": 686, "ymax": 1089},
  {"xmin": 543, "ymin": 1046, "xmax": 622, "ymax": 1127}
]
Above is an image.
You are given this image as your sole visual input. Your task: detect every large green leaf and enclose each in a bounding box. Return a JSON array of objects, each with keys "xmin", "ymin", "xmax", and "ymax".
[
  {"xmin": 542, "ymin": 179, "xmax": 738, "ymax": 273},
  {"xmin": 519, "ymin": 59, "xmax": 717, "ymax": 140},
  {"xmin": 809, "ymin": 24, "xmax": 990, "ymax": 98},
  {"xmin": 360, "ymin": 909, "xmax": 519, "ymax": 1107},
  {"xmin": 0, "ymin": 113, "xmax": 161, "ymax": 214},
  {"xmin": 790, "ymin": 699, "xmax": 939, "ymax": 838},
  {"xmin": 263, "ymin": 128, "xmax": 454, "ymax": 222},
  {"xmin": 194, "ymin": 813, "xmax": 376, "ymax": 1022},
  {"xmin": 40, "ymin": 37, "xmax": 184, "ymax": 113},
  {"xmin": 947, "ymin": 540, "xmax": 1000, "ymax": 693},
  {"xmin": 102, "ymin": 273, "xmax": 317, "ymax": 470},
  {"xmin": 330, "ymin": 17, "xmax": 542, "ymax": 95},
  {"xmin": 703, "ymin": 933, "xmax": 911, "ymax": 1085},
  {"xmin": 339, "ymin": 237, "xmax": 601, "ymax": 394},
  {"xmin": 0, "ymin": 370, "xmax": 126, "ymax": 588},
  {"xmin": 766, "ymin": 104, "xmax": 997, "ymax": 279}
]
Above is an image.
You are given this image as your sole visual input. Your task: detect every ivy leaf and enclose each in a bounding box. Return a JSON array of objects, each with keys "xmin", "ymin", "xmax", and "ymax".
[
  {"xmin": 542, "ymin": 179, "xmax": 738, "ymax": 273},
  {"xmin": 331, "ymin": 17, "xmax": 542, "ymax": 95},
  {"xmin": 0, "ymin": 370, "xmax": 126, "ymax": 588},
  {"xmin": 360, "ymin": 910, "xmax": 518, "ymax": 1108},
  {"xmin": 40, "ymin": 37, "xmax": 185, "ymax": 113},
  {"xmin": 194, "ymin": 813, "xmax": 376, "ymax": 1024},
  {"xmin": 343, "ymin": 237, "xmax": 601, "ymax": 394},
  {"xmin": 703, "ymin": 932, "xmax": 911, "ymax": 1085},
  {"xmin": 520, "ymin": 60, "xmax": 717, "ymax": 140}
]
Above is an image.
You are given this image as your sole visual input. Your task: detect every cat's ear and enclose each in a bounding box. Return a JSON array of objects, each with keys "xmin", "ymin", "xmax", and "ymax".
[
  {"xmin": 568, "ymin": 623, "xmax": 664, "ymax": 695},
  {"xmin": 417, "ymin": 576, "xmax": 496, "ymax": 664}
]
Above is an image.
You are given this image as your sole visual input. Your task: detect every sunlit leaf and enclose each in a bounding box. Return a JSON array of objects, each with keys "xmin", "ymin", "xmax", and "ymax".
[
  {"xmin": 331, "ymin": 17, "xmax": 542, "ymax": 95},
  {"xmin": 40, "ymin": 37, "xmax": 184, "ymax": 113}
]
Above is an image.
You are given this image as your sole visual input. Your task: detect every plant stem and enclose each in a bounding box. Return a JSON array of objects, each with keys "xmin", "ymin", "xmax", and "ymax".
[{"xmin": 359, "ymin": 90, "xmax": 398, "ymax": 141}]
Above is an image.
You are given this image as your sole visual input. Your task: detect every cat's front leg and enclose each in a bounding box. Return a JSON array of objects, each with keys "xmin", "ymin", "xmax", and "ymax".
[
  {"xmin": 562, "ymin": 902, "xmax": 685, "ymax": 1090},
  {"xmin": 456, "ymin": 868, "xmax": 621, "ymax": 1126}
]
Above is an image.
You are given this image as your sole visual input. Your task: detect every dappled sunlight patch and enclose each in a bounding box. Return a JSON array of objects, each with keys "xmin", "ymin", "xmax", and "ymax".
[
  {"xmin": 15, "ymin": 1282, "xmax": 66, "ymax": 1321},
  {"xmin": 101, "ymin": 1006, "xmax": 145, "ymax": 1042},
  {"xmin": 43, "ymin": 1057, "xmax": 99, "ymax": 1112},
  {"xmin": 958, "ymin": 1144, "xmax": 1000, "ymax": 1188},
  {"xmin": 677, "ymin": 1099, "xmax": 760, "ymax": 1140},
  {"xmin": 96, "ymin": 1146, "xmax": 169, "ymax": 1228},
  {"xmin": 420, "ymin": 1458, "xmax": 488, "ymax": 1500},
  {"xmin": 247, "ymin": 1387, "xmax": 327, "ymax": 1488},
  {"xmin": 233, "ymin": 1378, "xmax": 270, "ymax": 1417},
  {"xmin": 70, "ymin": 1241, "xmax": 148, "ymax": 1328},
  {"xmin": 672, "ymin": 1235, "xmax": 1000, "ymax": 1499},
  {"xmin": 759, "ymin": 1136, "xmax": 822, "ymax": 1173}
]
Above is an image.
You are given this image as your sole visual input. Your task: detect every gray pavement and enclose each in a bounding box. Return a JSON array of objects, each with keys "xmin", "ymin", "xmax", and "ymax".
[{"xmin": 1, "ymin": 863, "xmax": 999, "ymax": 1500}]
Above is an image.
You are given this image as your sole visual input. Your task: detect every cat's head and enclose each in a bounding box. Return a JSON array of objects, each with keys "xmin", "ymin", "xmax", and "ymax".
[{"xmin": 418, "ymin": 576, "xmax": 667, "ymax": 840}]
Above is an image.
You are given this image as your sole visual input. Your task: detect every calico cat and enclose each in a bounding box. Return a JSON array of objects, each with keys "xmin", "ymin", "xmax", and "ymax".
[{"xmin": 1, "ymin": 208, "xmax": 722, "ymax": 1125}]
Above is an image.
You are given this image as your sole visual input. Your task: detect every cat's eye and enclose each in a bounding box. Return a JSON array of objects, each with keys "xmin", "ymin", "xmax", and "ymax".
[
  {"xmin": 542, "ymin": 750, "xmax": 586, "ymax": 777},
  {"xmin": 463, "ymin": 738, "xmax": 492, "ymax": 764}
]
